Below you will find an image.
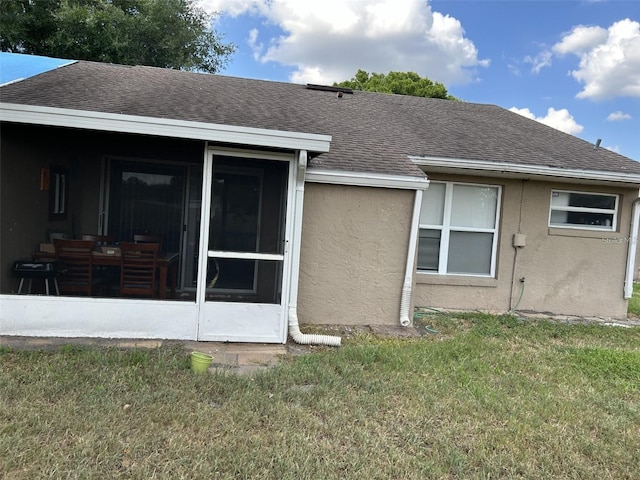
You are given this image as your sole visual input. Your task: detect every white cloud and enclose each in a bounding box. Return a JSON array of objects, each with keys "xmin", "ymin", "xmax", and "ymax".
[
  {"xmin": 604, "ymin": 144, "xmax": 621, "ymax": 154},
  {"xmin": 247, "ymin": 28, "xmax": 263, "ymax": 60},
  {"xmin": 509, "ymin": 107, "xmax": 584, "ymax": 135},
  {"xmin": 606, "ymin": 111, "xmax": 632, "ymax": 121},
  {"xmin": 524, "ymin": 50, "xmax": 552, "ymax": 74},
  {"xmin": 199, "ymin": 0, "xmax": 489, "ymax": 85},
  {"xmin": 552, "ymin": 19, "xmax": 640, "ymax": 99},
  {"xmin": 552, "ymin": 25, "xmax": 608, "ymax": 55},
  {"xmin": 201, "ymin": 0, "xmax": 264, "ymax": 17}
]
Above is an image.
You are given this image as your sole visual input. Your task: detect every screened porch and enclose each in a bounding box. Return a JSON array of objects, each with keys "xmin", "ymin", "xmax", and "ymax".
[{"xmin": 1, "ymin": 124, "xmax": 287, "ymax": 306}]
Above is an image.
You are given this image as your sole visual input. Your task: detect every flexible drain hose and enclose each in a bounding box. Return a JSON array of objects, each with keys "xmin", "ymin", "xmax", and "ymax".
[
  {"xmin": 289, "ymin": 307, "xmax": 341, "ymax": 347},
  {"xmin": 399, "ymin": 284, "xmax": 412, "ymax": 327}
]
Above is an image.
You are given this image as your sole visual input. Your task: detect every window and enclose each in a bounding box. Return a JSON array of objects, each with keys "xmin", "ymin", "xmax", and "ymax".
[
  {"xmin": 548, "ymin": 190, "xmax": 618, "ymax": 231},
  {"xmin": 417, "ymin": 182, "xmax": 500, "ymax": 276},
  {"xmin": 49, "ymin": 165, "xmax": 68, "ymax": 221}
]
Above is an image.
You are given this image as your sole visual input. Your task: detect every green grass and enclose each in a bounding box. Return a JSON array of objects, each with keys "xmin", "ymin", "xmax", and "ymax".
[
  {"xmin": 628, "ymin": 282, "xmax": 640, "ymax": 316},
  {"xmin": 1, "ymin": 314, "xmax": 640, "ymax": 479}
]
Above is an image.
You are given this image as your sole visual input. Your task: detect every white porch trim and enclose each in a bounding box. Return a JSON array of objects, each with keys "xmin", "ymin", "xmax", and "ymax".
[
  {"xmin": 208, "ymin": 251, "xmax": 284, "ymax": 261},
  {"xmin": 411, "ymin": 156, "xmax": 640, "ymax": 186},
  {"xmin": 306, "ymin": 168, "xmax": 429, "ymax": 190},
  {"xmin": 0, "ymin": 103, "xmax": 332, "ymax": 152},
  {"xmin": 0, "ymin": 295, "xmax": 198, "ymax": 339}
]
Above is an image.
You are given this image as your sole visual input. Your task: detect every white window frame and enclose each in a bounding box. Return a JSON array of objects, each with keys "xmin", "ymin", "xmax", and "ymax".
[
  {"xmin": 418, "ymin": 181, "xmax": 501, "ymax": 277},
  {"xmin": 548, "ymin": 190, "xmax": 618, "ymax": 231}
]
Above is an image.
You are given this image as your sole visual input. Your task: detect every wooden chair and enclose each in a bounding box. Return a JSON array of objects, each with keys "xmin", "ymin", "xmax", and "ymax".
[
  {"xmin": 133, "ymin": 234, "xmax": 162, "ymax": 251},
  {"xmin": 82, "ymin": 234, "xmax": 118, "ymax": 293},
  {"xmin": 119, "ymin": 242, "xmax": 159, "ymax": 298},
  {"xmin": 53, "ymin": 239, "xmax": 96, "ymax": 296},
  {"xmin": 81, "ymin": 234, "xmax": 116, "ymax": 246}
]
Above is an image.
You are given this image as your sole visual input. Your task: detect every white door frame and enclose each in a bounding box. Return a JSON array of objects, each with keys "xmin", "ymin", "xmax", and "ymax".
[{"xmin": 195, "ymin": 147, "xmax": 298, "ymax": 342}]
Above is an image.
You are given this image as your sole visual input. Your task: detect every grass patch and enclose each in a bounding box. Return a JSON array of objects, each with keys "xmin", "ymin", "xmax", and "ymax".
[
  {"xmin": 2, "ymin": 315, "xmax": 640, "ymax": 479},
  {"xmin": 628, "ymin": 282, "xmax": 640, "ymax": 316}
]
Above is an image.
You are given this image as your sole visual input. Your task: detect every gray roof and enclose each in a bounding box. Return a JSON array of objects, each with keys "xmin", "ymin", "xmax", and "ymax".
[{"xmin": 1, "ymin": 60, "xmax": 639, "ymax": 177}]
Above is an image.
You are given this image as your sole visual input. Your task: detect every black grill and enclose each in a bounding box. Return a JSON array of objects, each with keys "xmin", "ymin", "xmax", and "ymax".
[
  {"xmin": 11, "ymin": 259, "xmax": 65, "ymax": 295},
  {"xmin": 12, "ymin": 260, "xmax": 62, "ymax": 278}
]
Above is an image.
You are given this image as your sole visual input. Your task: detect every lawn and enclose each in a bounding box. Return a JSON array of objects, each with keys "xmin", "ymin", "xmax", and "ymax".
[
  {"xmin": 628, "ymin": 282, "xmax": 640, "ymax": 317},
  {"xmin": 1, "ymin": 313, "xmax": 639, "ymax": 479}
]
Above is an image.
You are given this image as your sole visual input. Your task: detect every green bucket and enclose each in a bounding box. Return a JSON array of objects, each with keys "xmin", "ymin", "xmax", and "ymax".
[{"xmin": 190, "ymin": 352, "xmax": 214, "ymax": 374}]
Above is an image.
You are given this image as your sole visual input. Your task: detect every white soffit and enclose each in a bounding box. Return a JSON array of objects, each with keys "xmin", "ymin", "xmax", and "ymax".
[
  {"xmin": 411, "ymin": 156, "xmax": 640, "ymax": 187},
  {"xmin": 0, "ymin": 103, "xmax": 332, "ymax": 152},
  {"xmin": 306, "ymin": 168, "xmax": 429, "ymax": 190}
]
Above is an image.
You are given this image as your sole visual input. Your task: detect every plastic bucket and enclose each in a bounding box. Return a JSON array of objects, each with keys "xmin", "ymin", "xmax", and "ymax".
[{"xmin": 190, "ymin": 352, "xmax": 214, "ymax": 374}]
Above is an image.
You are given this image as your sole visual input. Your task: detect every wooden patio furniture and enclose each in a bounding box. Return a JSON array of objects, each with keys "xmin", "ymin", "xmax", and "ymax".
[
  {"xmin": 53, "ymin": 239, "xmax": 97, "ymax": 296},
  {"xmin": 81, "ymin": 234, "xmax": 116, "ymax": 245},
  {"xmin": 133, "ymin": 234, "xmax": 163, "ymax": 251},
  {"xmin": 119, "ymin": 242, "xmax": 159, "ymax": 298}
]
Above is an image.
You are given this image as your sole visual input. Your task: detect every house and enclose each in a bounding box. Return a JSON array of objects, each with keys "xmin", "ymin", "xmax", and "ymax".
[{"xmin": 2, "ymin": 55, "xmax": 640, "ymax": 344}]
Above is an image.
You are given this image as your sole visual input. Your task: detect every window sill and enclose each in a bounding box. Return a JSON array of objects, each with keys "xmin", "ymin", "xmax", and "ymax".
[
  {"xmin": 548, "ymin": 227, "xmax": 618, "ymax": 239},
  {"xmin": 416, "ymin": 273, "xmax": 498, "ymax": 287}
]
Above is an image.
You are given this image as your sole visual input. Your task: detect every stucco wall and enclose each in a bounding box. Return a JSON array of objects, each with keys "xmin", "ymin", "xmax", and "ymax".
[
  {"xmin": 414, "ymin": 173, "xmax": 637, "ymax": 318},
  {"xmin": 298, "ymin": 183, "xmax": 414, "ymax": 325}
]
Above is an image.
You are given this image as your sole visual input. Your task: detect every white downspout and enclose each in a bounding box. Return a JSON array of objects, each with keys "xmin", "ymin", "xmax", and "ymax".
[
  {"xmin": 288, "ymin": 150, "xmax": 341, "ymax": 347},
  {"xmin": 399, "ymin": 189, "xmax": 423, "ymax": 326},
  {"xmin": 623, "ymin": 198, "xmax": 640, "ymax": 299}
]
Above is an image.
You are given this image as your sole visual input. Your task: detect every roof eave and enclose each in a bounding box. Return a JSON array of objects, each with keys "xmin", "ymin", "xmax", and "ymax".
[
  {"xmin": 0, "ymin": 102, "xmax": 332, "ymax": 153},
  {"xmin": 306, "ymin": 168, "xmax": 429, "ymax": 190},
  {"xmin": 411, "ymin": 155, "xmax": 640, "ymax": 188}
]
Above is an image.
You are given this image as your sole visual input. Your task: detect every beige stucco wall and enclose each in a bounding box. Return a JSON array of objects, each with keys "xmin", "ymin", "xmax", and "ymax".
[
  {"xmin": 298, "ymin": 183, "xmax": 414, "ymax": 325},
  {"xmin": 414, "ymin": 173, "xmax": 637, "ymax": 318}
]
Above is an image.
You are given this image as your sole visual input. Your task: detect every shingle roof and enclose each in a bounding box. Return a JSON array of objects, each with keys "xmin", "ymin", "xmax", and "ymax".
[{"xmin": 1, "ymin": 60, "xmax": 639, "ymax": 177}]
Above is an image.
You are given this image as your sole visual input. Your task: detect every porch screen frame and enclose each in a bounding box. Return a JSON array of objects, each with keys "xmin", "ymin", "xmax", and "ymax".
[
  {"xmin": 195, "ymin": 147, "xmax": 296, "ymax": 342},
  {"xmin": 207, "ymin": 166, "xmax": 265, "ymax": 295}
]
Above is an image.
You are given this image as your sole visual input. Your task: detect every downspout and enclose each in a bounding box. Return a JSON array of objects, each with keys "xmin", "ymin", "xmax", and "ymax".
[
  {"xmin": 623, "ymin": 197, "xmax": 640, "ymax": 299},
  {"xmin": 288, "ymin": 150, "xmax": 341, "ymax": 346},
  {"xmin": 399, "ymin": 189, "xmax": 423, "ymax": 327}
]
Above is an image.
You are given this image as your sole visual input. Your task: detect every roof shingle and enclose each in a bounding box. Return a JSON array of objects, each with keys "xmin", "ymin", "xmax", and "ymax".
[{"xmin": 1, "ymin": 60, "xmax": 639, "ymax": 177}]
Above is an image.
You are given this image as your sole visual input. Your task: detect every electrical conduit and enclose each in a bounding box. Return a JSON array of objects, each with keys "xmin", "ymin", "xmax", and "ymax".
[
  {"xmin": 288, "ymin": 150, "xmax": 341, "ymax": 347},
  {"xmin": 399, "ymin": 189, "xmax": 424, "ymax": 326}
]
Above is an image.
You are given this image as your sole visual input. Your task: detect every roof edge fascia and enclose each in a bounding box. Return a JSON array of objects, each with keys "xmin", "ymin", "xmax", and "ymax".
[
  {"xmin": 306, "ymin": 168, "xmax": 429, "ymax": 190},
  {"xmin": 411, "ymin": 155, "xmax": 640, "ymax": 186},
  {"xmin": 0, "ymin": 102, "xmax": 332, "ymax": 152}
]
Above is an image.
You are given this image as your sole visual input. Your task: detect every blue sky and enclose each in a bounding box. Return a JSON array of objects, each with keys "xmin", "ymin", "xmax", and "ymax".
[{"xmin": 203, "ymin": 0, "xmax": 640, "ymax": 160}]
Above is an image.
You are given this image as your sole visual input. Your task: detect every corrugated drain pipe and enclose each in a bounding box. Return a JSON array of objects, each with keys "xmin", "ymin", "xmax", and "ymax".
[
  {"xmin": 288, "ymin": 150, "xmax": 341, "ymax": 347},
  {"xmin": 623, "ymin": 197, "xmax": 640, "ymax": 299},
  {"xmin": 399, "ymin": 189, "xmax": 424, "ymax": 326}
]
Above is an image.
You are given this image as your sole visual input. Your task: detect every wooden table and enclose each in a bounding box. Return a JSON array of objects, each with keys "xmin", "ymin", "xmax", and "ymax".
[
  {"xmin": 35, "ymin": 251, "xmax": 179, "ymax": 300},
  {"xmin": 93, "ymin": 252, "xmax": 179, "ymax": 300}
]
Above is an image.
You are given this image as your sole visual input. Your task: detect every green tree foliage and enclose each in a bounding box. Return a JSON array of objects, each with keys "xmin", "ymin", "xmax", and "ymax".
[
  {"xmin": 334, "ymin": 69, "xmax": 457, "ymax": 100},
  {"xmin": 0, "ymin": 0, "xmax": 235, "ymax": 73}
]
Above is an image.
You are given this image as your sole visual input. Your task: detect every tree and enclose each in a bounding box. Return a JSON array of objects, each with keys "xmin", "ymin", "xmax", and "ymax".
[
  {"xmin": 0, "ymin": 0, "xmax": 235, "ymax": 73},
  {"xmin": 334, "ymin": 69, "xmax": 457, "ymax": 100}
]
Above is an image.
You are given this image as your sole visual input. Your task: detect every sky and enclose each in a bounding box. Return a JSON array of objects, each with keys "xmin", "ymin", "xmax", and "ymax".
[{"xmin": 200, "ymin": 0, "xmax": 640, "ymax": 161}]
